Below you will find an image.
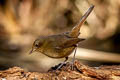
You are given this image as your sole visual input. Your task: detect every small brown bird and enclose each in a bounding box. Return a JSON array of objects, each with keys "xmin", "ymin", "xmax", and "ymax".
[{"xmin": 30, "ymin": 5, "xmax": 94, "ymax": 66}]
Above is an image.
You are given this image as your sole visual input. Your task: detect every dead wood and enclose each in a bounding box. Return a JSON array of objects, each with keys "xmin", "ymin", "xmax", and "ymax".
[{"xmin": 0, "ymin": 60, "xmax": 120, "ymax": 80}]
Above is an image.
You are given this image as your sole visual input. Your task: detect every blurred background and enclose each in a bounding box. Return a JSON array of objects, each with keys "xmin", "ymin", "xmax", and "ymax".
[{"xmin": 0, "ymin": 0, "xmax": 120, "ymax": 72}]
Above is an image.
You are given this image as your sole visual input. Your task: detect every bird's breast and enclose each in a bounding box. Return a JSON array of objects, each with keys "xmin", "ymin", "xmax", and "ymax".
[{"xmin": 43, "ymin": 46, "xmax": 75, "ymax": 58}]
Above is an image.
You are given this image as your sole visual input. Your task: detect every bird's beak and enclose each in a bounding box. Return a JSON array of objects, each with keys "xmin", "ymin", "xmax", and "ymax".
[
  {"xmin": 80, "ymin": 38, "xmax": 85, "ymax": 41},
  {"xmin": 29, "ymin": 48, "xmax": 36, "ymax": 54}
]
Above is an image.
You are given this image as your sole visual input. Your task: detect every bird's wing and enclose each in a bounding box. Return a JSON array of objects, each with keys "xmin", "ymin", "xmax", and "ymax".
[{"xmin": 55, "ymin": 38, "xmax": 85, "ymax": 49}]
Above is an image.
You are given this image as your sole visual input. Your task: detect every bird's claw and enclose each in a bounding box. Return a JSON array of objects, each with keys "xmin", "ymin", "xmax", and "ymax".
[{"xmin": 57, "ymin": 62, "xmax": 67, "ymax": 70}]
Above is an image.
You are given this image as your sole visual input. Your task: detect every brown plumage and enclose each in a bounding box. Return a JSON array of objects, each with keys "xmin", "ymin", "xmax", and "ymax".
[{"xmin": 30, "ymin": 5, "xmax": 94, "ymax": 62}]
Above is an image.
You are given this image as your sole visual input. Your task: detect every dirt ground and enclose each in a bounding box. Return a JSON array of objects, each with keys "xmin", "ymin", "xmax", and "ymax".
[{"xmin": 0, "ymin": 60, "xmax": 120, "ymax": 80}]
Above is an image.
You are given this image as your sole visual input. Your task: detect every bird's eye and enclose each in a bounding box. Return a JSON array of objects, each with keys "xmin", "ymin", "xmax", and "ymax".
[{"xmin": 35, "ymin": 43, "xmax": 39, "ymax": 47}]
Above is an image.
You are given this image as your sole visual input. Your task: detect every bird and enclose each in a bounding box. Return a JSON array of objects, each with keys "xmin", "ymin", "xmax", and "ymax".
[{"xmin": 30, "ymin": 5, "xmax": 94, "ymax": 68}]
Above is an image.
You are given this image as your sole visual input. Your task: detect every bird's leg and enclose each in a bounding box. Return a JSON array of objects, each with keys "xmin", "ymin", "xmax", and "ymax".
[
  {"xmin": 70, "ymin": 45, "xmax": 77, "ymax": 70},
  {"xmin": 72, "ymin": 47, "xmax": 77, "ymax": 63},
  {"xmin": 65, "ymin": 56, "xmax": 68, "ymax": 62},
  {"xmin": 57, "ymin": 57, "xmax": 68, "ymax": 69}
]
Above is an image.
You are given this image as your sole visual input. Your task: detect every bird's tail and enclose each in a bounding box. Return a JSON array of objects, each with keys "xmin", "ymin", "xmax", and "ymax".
[{"xmin": 69, "ymin": 5, "xmax": 94, "ymax": 38}]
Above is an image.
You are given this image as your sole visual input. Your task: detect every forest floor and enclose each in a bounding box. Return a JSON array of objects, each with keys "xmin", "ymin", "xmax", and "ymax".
[{"xmin": 0, "ymin": 60, "xmax": 120, "ymax": 80}]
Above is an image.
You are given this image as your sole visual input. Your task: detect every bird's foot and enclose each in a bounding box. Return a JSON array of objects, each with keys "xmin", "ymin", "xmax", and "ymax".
[
  {"xmin": 56, "ymin": 61, "xmax": 75, "ymax": 70},
  {"xmin": 69, "ymin": 61, "xmax": 75, "ymax": 70},
  {"xmin": 49, "ymin": 61, "xmax": 76, "ymax": 71},
  {"xmin": 57, "ymin": 61, "xmax": 67, "ymax": 70}
]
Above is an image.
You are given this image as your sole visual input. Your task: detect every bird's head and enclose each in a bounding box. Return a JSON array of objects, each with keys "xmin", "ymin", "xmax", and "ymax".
[{"xmin": 29, "ymin": 37, "xmax": 45, "ymax": 54}]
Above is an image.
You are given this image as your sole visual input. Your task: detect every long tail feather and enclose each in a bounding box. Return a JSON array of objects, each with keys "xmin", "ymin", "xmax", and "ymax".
[{"xmin": 70, "ymin": 5, "xmax": 94, "ymax": 37}]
